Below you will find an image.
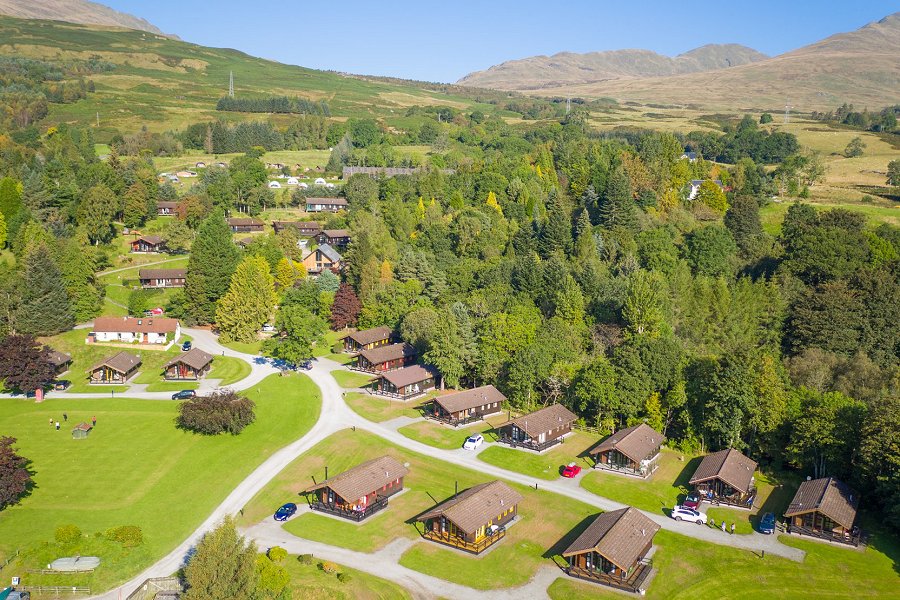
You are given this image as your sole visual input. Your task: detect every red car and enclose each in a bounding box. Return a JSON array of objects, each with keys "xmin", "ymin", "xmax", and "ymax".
[
  {"xmin": 683, "ymin": 491, "xmax": 702, "ymax": 510},
  {"xmin": 561, "ymin": 462, "xmax": 582, "ymax": 478}
]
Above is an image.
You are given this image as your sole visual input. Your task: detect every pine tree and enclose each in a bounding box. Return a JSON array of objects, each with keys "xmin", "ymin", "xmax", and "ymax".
[
  {"xmin": 330, "ymin": 282, "xmax": 361, "ymax": 330},
  {"xmin": 581, "ymin": 185, "xmax": 600, "ymax": 223},
  {"xmin": 15, "ymin": 244, "xmax": 74, "ymax": 335},
  {"xmin": 540, "ymin": 193, "xmax": 573, "ymax": 257},
  {"xmin": 574, "ymin": 209, "xmax": 597, "ymax": 261},
  {"xmin": 77, "ymin": 184, "xmax": 117, "ymax": 244},
  {"xmin": 183, "ymin": 517, "xmax": 260, "ymax": 600},
  {"xmin": 274, "ymin": 257, "xmax": 296, "ymax": 290},
  {"xmin": 0, "ymin": 210, "xmax": 6, "ymax": 249},
  {"xmin": 216, "ymin": 255, "xmax": 277, "ymax": 343},
  {"xmin": 600, "ymin": 167, "xmax": 636, "ymax": 230},
  {"xmin": 316, "ymin": 268, "xmax": 340, "ymax": 293},
  {"xmin": 186, "ymin": 212, "xmax": 241, "ymax": 324},
  {"xmin": 122, "ymin": 182, "xmax": 149, "ymax": 228},
  {"xmin": 54, "ymin": 238, "xmax": 103, "ymax": 322}
]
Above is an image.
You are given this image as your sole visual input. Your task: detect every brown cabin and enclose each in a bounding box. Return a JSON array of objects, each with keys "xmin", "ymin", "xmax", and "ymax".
[
  {"xmin": 272, "ymin": 221, "xmax": 322, "ymax": 237},
  {"xmin": 784, "ymin": 477, "xmax": 861, "ymax": 546},
  {"xmin": 431, "ymin": 385, "xmax": 505, "ymax": 425},
  {"xmin": 371, "ymin": 365, "xmax": 438, "ymax": 400},
  {"xmin": 89, "ymin": 352, "xmax": 141, "ymax": 384},
  {"xmin": 416, "ymin": 480, "xmax": 522, "ymax": 554},
  {"xmin": 588, "ymin": 423, "xmax": 665, "ymax": 478},
  {"xmin": 157, "ymin": 201, "xmax": 178, "ymax": 216},
  {"xmin": 304, "ymin": 455, "xmax": 408, "ymax": 521},
  {"xmin": 689, "ymin": 448, "xmax": 757, "ymax": 507},
  {"xmin": 300, "ymin": 243, "xmax": 342, "ymax": 274},
  {"xmin": 305, "ymin": 197, "xmax": 348, "ymax": 213},
  {"xmin": 562, "ymin": 507, "xmax": 659, "ymax": 593},
  {"xmin": 497, "ymin": 403, "xmax": 577, "ymax": 452},
  {"xmin": 131, "ymin": 235, "xmax": 165, "ymax": 253},
  {"xmin": 139, "ymin": 268, "xmax": 186, "ymax": 289},
  {"xmin": 315, "ymin": 229, "xmax": 351, "ymax": 247},
  {"xmin": 354, "ymin": 343, "xmax": 417, "ymax": 373},
  {"xmin": 164, "ymin": 348, "xmax": 214, "ymax": 380},
  {"xmin": 47, "ymin": 350, "xmax": 72, "ymax": 376},
  {"xmin": 227, "ymin": 217, "xmax": 264, "ymax": 233},
  {"xmin": 343, "ymin": 326, "xmax": 393, "ymax": 353}
]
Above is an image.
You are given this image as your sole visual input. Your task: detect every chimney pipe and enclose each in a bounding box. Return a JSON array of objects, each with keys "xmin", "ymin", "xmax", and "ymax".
[
  {"xmin": 455, "ymin": 481, "xmax": 458, "ymax": 498},
  {"xmin": 325, "ymin": 466, "xmax": 328, "ymax": 480}
]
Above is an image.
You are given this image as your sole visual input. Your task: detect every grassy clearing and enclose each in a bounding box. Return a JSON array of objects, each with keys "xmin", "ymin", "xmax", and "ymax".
[
  {"xmin": 222, "ymin": 339, "xmax": 263, "ymax": 355},
  {"xmin": 285, "ymin": 554, "xmax": 411, "ymax": 600},
  {"xmin": 396, "ymin": 418, "xmax": 501, "ymax": 450},
  {"xmin": 0, "ymin": 373, "xmax": 322, "ymax": 593},
  {"xmin": 206, "ymin": 355, "xmax": 253, "ymax": 385},
  {"xmin": 330, "ymin": 369, "xmax": 375, "ymax": 389},
  {"xmin": 343, "ymin": 391, "xmax": 426, "ymax": 423},
  {"xmin": 760, "ymin": 199, "xmax": 900, "ymax": 235},
  {"xmin": 476, "ymin": 430, "xmax": 599, "ymax": 481}
]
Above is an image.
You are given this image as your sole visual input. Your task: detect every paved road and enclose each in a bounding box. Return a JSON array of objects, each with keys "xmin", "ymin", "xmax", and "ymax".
[
  {"xmin": 84, "ymin": 349, "xmax": 805, "ymax": 600},
  {"xmin": 98, "ymin": 257, "xmax": 186, "ymax": 277}
]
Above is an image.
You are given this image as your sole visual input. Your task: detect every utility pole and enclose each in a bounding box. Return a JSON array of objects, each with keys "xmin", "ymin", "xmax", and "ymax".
[
  {"xmin": 784, "ymin": 103, "xmax": 792, "ymax": 124},
  {"xmin": 96, "ymin": 112, "xmax": 100, "ymax": 127},
  {"xmin": 566, "ymin": 97, "xmax": 571, "ymax": 115},
  {"xmin": 228, "ymin": 71, "xmax": 234, "ymax": 98}
]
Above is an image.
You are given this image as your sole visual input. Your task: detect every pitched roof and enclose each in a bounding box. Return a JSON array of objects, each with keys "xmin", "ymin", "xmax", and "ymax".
[
  {"xmin": 381, "ymin": 364, "xmax": 439, "ymax": 388},
  {"xmin": 323, "ymin": 229, "xmax": 350, "ymax": 238},
  {"xmin": 90, "ymin": 351, "xmax": 141, "ymax": 374},
  {"xmin": 434, "ymin": 385, "xmax": 506, "ymax": 414},
  {"xmin": 93, "ymin": 316, "xmax": 180, "ymax": 334},
  {"xmin": 165, "ymin": 347, "xmax": 214, "ymax": 370},
  {"xmin": 315, "ymin": 243, "xmax": 342, "ymax": 263},
  {"xmin": 273, "ymin": 220, "xmax": 322, "ymax": 233},
  {"xmin": 72, "ymin": 422, "xmax": 92, "ymax": 432},
  {"xmin": 227, "ymin": 217, "xmax": 263, "ymax": 226},
  {"xmin": 588, "ymin": 423, "xmax": 666, "ymax": 463},
  {"xmin": 359, "ymin": 343, "xmax": 417, "ymax": 366},
  {"xmin": 157, "ymin": 201, "xmax": 178, "ymax": 209},
  {"xmin": 417, "ymin": 480, "xmax": 523, "ymax": 535},
  {"xmin": 139, "ymin": 268, "xmax": 186, "ymax": 280},
  {"xmin": 784, "ymin": 477, "xmax": 859, "ymax": 529},
  {"xmin": 346, "ymin": 326, "xmax": 392, "ymax": 346},
  {"xmin": 134, "ymin": 235, "xmax": 163, "ymax": 244},
  {"xmin": 306, "ymin": 197, "xmax": 348, "ymax": 206},
  {"xmin": 562, "ymin": 507, "xmax": 660, "ymax": 570},
  {"xmin": 304, "ymin": 455, "xmax": 409, "ymax": 502},
  {"xmin": 501, "ymin": 403, "xmax": 577, "ymax": 437},
  {"xmin": 46, "ymin": 350, "xmax": 72, "ymax": 367},
  {"xmin": 689, "ymin": 448, "xmax": 757, "ymax": 492}
]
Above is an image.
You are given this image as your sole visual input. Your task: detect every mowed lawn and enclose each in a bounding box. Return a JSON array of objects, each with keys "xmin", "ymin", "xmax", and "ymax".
[
  {"xmin": 548, "ymin": 529, "xmax": 900, "ymax": 599},
  {"xmin": 0, "ymin": 373, "xmax": 322, "ymax": 593},
  {"xmin": 343, "ymin": 392, "xmax": 424, "ymax": 423},
  {"xmin": 477, "ymin": 430, "xmax": 600, "ymax": 481},
  {"xmin": 285, "ymin": 554, "xmax": 411, "ymax": 600},
  {"xmin": 331, "ymin": 369, "xmax": 375, "ymax": 389},
  {"xmin": 397, "ymin": 417, "xmax": 505, "ymax": 450}
]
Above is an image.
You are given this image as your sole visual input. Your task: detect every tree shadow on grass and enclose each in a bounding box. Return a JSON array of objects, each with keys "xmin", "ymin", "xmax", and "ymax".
[
  {"xmin": 542, "ymin": 512, "xmax": 600, "ymax": 566},
  {"xmin": 670, "ymin": 455, "xmax": 703, "ymax": 507}
]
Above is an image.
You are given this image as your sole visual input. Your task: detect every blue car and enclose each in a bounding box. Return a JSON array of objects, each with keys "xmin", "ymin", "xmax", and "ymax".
[
  {"xmin": 758, "ymin": 512, "xmax": 776, "ymax": 534},
  {"xmin": 274, "ymin": 502, "xmax": 297, "ymax": 521},
  {"xmin": 182, "ymin": 341, "xmax": 192, "ymax": 352}
]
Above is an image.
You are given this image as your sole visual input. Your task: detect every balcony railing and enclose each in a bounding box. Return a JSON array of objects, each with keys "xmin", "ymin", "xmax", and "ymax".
[
  {"xmin": 789, "ymin": 523, "xmax": 863, "ymax": 547},
  {"xmin": 309, "ymin": 496, "xmax": 389, "ymax": 522},
  {"xmin": 564, "ymin": 558, "xmax": 652, "ymax": 592},
  {"xmin": 498, "ymin": 435, "xmax": 561, "ymax": 452},
  {"xmin": 422, "ymin": 526, "xmax": 506, "ymax": 554},
  {"xmin": 431, "ymin": 412, "xmax": 481, "ymax": 427}
]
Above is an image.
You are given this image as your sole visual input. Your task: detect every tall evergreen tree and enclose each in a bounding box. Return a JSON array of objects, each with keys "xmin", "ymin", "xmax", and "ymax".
[
  {"xmin": 216, "ymin": 255, "xmax": 277, "ymax": 343},
  {"xmin": 183, "ymin": 517, "xmax": 260, "ymax": 600},
  {"xmin": 54, "ymin": 238, "xmax": 103, "ymax": 322},
  {"xmin": 186, "ymin": 212, "xmax": 241, "ymax": 324},
  {"xmin": 539, "ymin": 192, "xmax": 573, "ymax": 257},
  {"xmin": 15, "ymin": 244, "xmax": 73, "ymax": 335},
  {"xmin": 599, "ymin": 167, "xmax": 636, "ymax": 230},
  {"xmin": 122, "ymin": 181, "xmax": 150, "ymax": 228},
  {"xmin": 77, "ymin": 184, "xmax": 117, "ymax": 244}
]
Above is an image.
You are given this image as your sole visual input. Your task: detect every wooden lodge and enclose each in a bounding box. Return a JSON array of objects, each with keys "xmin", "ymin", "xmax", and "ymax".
[
  {"xmin": 131, "ymin": 235, "xmax": 166, "ymax": 253},
  {"xmin": 416, "ymin": 480, "xmax": 522, "ymax": 554},
  {"xmin": 89, "ymin": 352, "xmax": 141, "ymax": 384},
  {"xmin": 139, "ymin": 268, "xmax": 186, "ymax": 289},
  {"xmin": 497, "ymin": 403, "xmax": 577, "ymax": 452},
  {"xmin": 784, "ymin": 477, "xmax": 861, "ymax": 546},
  {"xmin": 304, "ymin": 456, "xmax": 408, "ymax": 521},
  {"xmin": 688, "ymin": 448, "xmax": 757, "ymax": 508},
  {"xmin": 300, "ymin": 243, "xmax": 342, "ymax": 274},
  {"xmin": 163, "ymin": 348, "xmax": 214, "ymax": 380},
  {"xmin": 47, "ymin": 350, "xmax": 72, "ymax": 376},
  {"xmin": 430, "ymin": 385, "xmax": 505, "ymax": 426},
  {"xmin": 227, "ymin": 217, "xmax": 264, "ymax": 233},
  {"xmin": 272, "ymin": 220, "xmax": 322, "ymax": 237},
  {"xmin": 371, "ymin": 365, "xmax": 438, "ymax": 400},
  {"xmin": 315, "ymin": 229, "xmax": 351, "ymax": 247},
  {"xmin": 157, "ymin": 201, "xmax": 178, "ymax": 216},
  {"xmin": 343, "ymin": 326, "xmax": 393, "ymax": 353},
  {"xmin": 561, "ymin": 507, "xmax": 659, "ymax": 593},
  {"xmin": 305, "ymin": 197, "xmax": 348, "ymax": 213},
  {"xmin": 353, "ymin": 343, "xmax": 417, "ymax": 373},
  {"xmin": 588, "ymin": 423, "xmax": 665, "ymax": 478}
]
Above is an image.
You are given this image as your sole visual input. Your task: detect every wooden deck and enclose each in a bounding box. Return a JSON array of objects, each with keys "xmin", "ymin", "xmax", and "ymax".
[
  {"xmin": 422, "ymin": 527, "xmax": 506, "ymax": 554},
  {"xmin": 498, "ymin": 435, "xmax": 562, "ymax": 452},
  {"xmin": 789, "ymin": 524, "xmax": 864, "ymax": 547},
  {"xmin": 309, "ymin": 496, "xmax": 389, "ymax": 522},
  {"xmin": 564, "ymin": 559, "xmax": 653, "ymax": 593}
]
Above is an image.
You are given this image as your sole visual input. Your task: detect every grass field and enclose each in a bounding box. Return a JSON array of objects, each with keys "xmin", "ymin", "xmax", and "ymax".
[
  {"xmin": 285, "ymin": 554, "xmax": 411, "ymax": 600},
  {"xmin": 396, "ymin": 418, "xmax": 502, "ymax": 450},
  {"xmin": 222, "ymin": 339, "xmax": 263, "ymax": 355},
  {"xmin": 0, "ymin": 373, "xmax": 322, "ymax": 593},
  {"xmin": 760, "ymin": 199, "xmax": 900, "ymax": 235},
  {"xmin": 343, "ymin": 392, "xmax": 426, "ymax": 423},
  {"xmin": 476, "ymin": 430, "xmax": 600, "ymax": 481},
  {"xmin": 98, "ymin": 255, "xmax": 189, "ymax": 317},
  {"xmin": 331, "ymin": 369, "xmax": 375, "ymax": 389}
]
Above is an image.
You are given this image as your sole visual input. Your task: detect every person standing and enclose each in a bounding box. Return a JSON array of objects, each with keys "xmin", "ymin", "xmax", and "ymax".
[
  {"xmin": 63, "ymin": 413, "xmax": 68, "ymax": 422},
  {"xmin": 92, "ymin": 415, "xmax": 97, "ymax": 427},
  {"xmin": 55, "ymin": 421, "xmax": 60, "ymax": 430},
  {"xmin": 50, "ymin": 417, "xmax": 54, "ymax": 426},
  {"xmin": 731, "ymin": 523, "xmax": 735, "ymax": 535},
  {"xmin": 721, "ymin": 521, "xmax": 726, "ymax": 532},
  {"xmin": 709, "ymin": 517, "xmax": 715, "ymax": 529}
]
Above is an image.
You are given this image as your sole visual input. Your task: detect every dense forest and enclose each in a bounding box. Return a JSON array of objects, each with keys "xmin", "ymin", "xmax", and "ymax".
[
  {"xmin": 0, "ymin": 70, "xmax": 898, "ymax": 531},
  {"xmin": 216, "ymin": 95, "xmax": 330, "ymax": 116}
]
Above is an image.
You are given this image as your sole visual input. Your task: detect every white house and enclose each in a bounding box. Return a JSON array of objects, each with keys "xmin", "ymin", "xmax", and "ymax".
[
  {"xmin": 90, "ymin": 316, "xmax": 181, "ymax": 345},
  {"xmin": 268, "ymin": 181, "xmax": 282, "ymax": 189},
  {"xmin": 688, "ymin": 179, "xmax": 724, "ymax": 201},
  {"xmin": 314, "ymin": 177, "xmax": 327, "ymax": 185},
  {"xmin": 680, "ymin": 152, "xmax": 698, "ymax": 162},
  {"xmin": 286, "ymin": 177, "xmax": 299, "ymax": 185}
]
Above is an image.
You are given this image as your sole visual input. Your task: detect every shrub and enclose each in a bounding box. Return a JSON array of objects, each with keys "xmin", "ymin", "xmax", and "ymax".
[
  {"xmin": 176, "ymin": 389, "xmax": 256, "ymax": 435},
  {"xmin": 55, "ymin": 524, "xmax": 82, "ymax": 545},
  {"xmin": 336, "ymin": 572, "xmax": 352, "ymax": 583},
  {"xmin": 267, "ymin": 546, "xmax": 287, "ymax": 563},
  {"xmin": 105, "ymin": 525, "xmax": 143, "ymax": 547},
  {"xmin": 298, "ymin": 554, "xmax": 314, "ymax": 565},
  {"xmin": 319, "ymin": 561, "xmax": 338, "ymax": 574}
]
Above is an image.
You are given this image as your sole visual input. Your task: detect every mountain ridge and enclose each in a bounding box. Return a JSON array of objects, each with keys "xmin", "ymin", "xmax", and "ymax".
[{"xmin": 0, "ymin": 0, "xmax": 172, "ymax": 37}]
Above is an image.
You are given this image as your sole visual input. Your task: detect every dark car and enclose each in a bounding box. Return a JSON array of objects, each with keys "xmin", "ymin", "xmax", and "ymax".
[
  {"xmin": 181, "ymin": 340, "xmax": 192, "ymax": 352},
  {"xmin": 53, "ymin": 380, "xmax": 71, "ymax": 391},
  {"xmin": 299, "ymin": 360, "xmax": 313, "ymax": 371},
  {"xmin": 759, "ymin": 512, "xmax": 776, "ymax": 534},
  {"xmin": 683, "ymin": 491, "xmax": 702, "ymax": 510},
  {"xmin": 274, "ymin": 502, "xmax": 297, "ymax": 521},
  {"xmin": 171, "ymin": 390, "xmax": 196, "ymax": 400}
]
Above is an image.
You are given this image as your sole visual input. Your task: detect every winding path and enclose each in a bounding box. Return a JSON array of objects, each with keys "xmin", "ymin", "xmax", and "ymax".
[{"xmin": 86, "ymin": 349, "xmax": 805, "ymax": 600}]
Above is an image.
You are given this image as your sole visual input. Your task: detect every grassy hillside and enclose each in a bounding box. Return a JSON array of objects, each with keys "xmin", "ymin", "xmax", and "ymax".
[{"xmin": 0, "ymin": 15, "xmax": 499, "ymax": 137}]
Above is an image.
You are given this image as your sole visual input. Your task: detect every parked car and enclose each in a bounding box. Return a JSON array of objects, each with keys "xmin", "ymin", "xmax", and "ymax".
[
  {"xmin": 171, "ymin": 390, "xmax": 196, "ymax": 400},
  {"xmin": 274, "ymin": 502, "xmax": 297, "ymax": 521},
  {"xmin": 299, "ymin": 360, "xmax": 313, "ymax": 370},
  {"xmin": 758, "ymin": 512, "xmax": 776, "ymax": 534},
  {"xmin": 462, "ymin": 434, "xmax": 484, "ymax": 450},
  {"xmin": 561, "ymin": 462, "xmax": 582, "ymax": 478},
  {"xmin": 262, "ymin": 324, "xmax": 276, "ymax": 333},
  {"xmin": 53, "ymin": 380, "xmax": 71, "ymax": 391},
  {"xmin": 683, "ymin": 490, "xmax": 702, "ymax": 510},
  {"xmin": 181, "ymin": 341, "xmax": 192, "ymax": 352},
  {"xmin": 671, "ymin": 505, "xmax": 707, "ymax": 525}
]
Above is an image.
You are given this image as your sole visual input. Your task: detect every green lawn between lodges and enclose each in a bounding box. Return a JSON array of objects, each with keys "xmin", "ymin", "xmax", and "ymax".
[
  {"xmin": 331, "ymin": 369, "xmax": 375, "ymax": 389},
  {"xmin": 0, "ymin": 373, "xmax": 322, "ymax": 594},
  {"xmin": 396, "ymin": 417, "xmax": 505, "ymax": 451},
  {"xmin": 343, "ymin": 391, "xmax": 428, "ymax": 423},
  {"xmin": 476, "ymin": 430, "xmax": 600, "ymax": 481},
  {"xmin": 285, "ymin": 554, "xmax": 412, "ymax": 600},
  {"xmin": 222, "ymin": 339, "xmax": 264, "ymax": 355}
]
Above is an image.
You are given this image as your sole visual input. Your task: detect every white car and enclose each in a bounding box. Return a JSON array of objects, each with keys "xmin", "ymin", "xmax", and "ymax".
[
  {"xmin": 261, "ymin": 324, "xmax": 276, "ymax": 333},
  {"xmin": 462, "ymin": 434, "xmax": 484, "ymax": 450},
  {"xmin": 671, "ymin": 505, "xmax": 707, "ymax": 525}
]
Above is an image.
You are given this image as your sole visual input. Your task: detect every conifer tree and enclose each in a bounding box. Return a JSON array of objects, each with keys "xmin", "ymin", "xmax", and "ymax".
[
  {"xmin": 77, "ymin": 184, "xmax": 117, "ymax": 244},
  {"xmin": 0, "ymin": 177, "xmax": 22, "ymax": 227},
  {"xmin": 122, "ymin": 181, "xmax": 150, "ymax": 228},
  {"xmin": 540, "ymin": 193, "xmax": 572, "ymax": 257},
  {"xmin": 54, "ymin": 238, "xmax": 103, "ymax": 322},
  {"xmin": 0, "ymin": 210, "xmax": 6, "ymax": 249},
  {"xmin": 15, "ymin": 244, "xmax": 73, "ymax": 335},
  {"xmin": 216, "ymin": 255, "xmax": 277, "ymax": 343},
  {"xmin": 186, "ymin": 212, "xmax": 241, "ymax": 324},
  {"xmin": 600, "ymin": 167, "xmax": 636, "ymax": 230},
  {"xmin": 574, "ymin": 209, "xmax": 597, "ymax": 261},
  {"xmin": 274, "ymin": 257, "xmax": 296, "ymax": 290},
  {"xmin": 183, "ymin": 517, "xmax": 260, "ymax": 600},
  {"xmin": 485, "ymin": 191, "xmax": 503, "ymax": 216}
]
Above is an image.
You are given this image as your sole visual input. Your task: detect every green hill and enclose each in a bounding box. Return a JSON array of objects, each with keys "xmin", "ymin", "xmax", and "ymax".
[{"xmin": 0, "ymin": 15, "xmax": 501, "ymax": 138}]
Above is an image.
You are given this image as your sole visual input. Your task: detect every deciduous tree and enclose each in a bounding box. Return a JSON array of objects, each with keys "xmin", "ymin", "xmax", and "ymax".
[
  {"xmin": 0, "ymin": 334, "xmax": 56, "ymax": 394},
  {"xmin": 183, "ymin": 517, "xmax": 260, "ymax": 600},
  {"xmin": 0, "ymin": 437, "xmax": 31, "ymax": 511},
  {"xmin": 217, "ymin": 255, "xmax": 277, "ymax": 343},
  {"xmin": 329, "ymin": 283, "xmax": 361, "ymax": 330},
  {"xmin": 262, "ymin": 305, "xmax": 326, "ymax": 365}
]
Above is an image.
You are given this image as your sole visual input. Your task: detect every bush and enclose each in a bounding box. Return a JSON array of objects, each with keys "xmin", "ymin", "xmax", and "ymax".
[
  {"xmin": 319, "ymin": 561, "xmax": 338, "ymax": 574},
  {"xmin": 55, "ymin": 524, "xmax": 82, "ymax": 545},
  {"xmin": 298, "ymin": 554, "xmax": 314, "ymax": 565},
  {"xmin": 105, "ymin": 525, "xmax": 143, "ymax": 547},
  {"xmin": 331, "ymin": 342, "xmax": 343, "ymax": 354},
  {"xmin": 176, "ymin": 389, "xmax": 256, "ymax": 435},
  {"xmin": 336, "ymin": 572, "xmax": 352, "ymax": 583},
  {"xmin": 267, "ymin": 546, "xmax": 287, "ymax": 563}
]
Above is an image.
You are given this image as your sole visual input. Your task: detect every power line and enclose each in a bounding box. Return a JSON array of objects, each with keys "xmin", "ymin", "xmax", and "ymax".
[{"xmin": 228, "ymin": 71, "xmax": 234, "ymax": 98}]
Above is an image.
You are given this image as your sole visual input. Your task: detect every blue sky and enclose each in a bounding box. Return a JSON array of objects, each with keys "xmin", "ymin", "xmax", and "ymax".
[{"xmin": 104, "ymin": 0, "xmax": 899, "ymax": 82}]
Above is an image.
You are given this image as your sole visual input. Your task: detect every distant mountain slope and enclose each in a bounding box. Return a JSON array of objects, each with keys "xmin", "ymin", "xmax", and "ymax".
[
  {"xmin": 0, "ymin": 0, "xmax": 169, "ymax": 35},
  {"xmin": 460, "ymin": 13, "xmax": 900, "ymax": 111},
  {"xmin": 458, "ymin": 44, "xmax": 768, "ymax": 90}
]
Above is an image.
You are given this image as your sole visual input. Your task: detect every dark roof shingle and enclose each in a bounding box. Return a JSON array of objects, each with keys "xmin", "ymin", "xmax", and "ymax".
[
  {"xmin": 381, "ymin": 365, "xmax": 438, "ymax": 388},
  {"xmin": 784, "ymin": 477, "xmax": 859, "ymax": 529},
  {"xmin": 417, "ymin": 480, "xmax": 522, "ymax": 535},
  {"xmin": 562, "ymin": 507, "xmax": 660, "ymax": 570},
  {"xmin": 689, "ymin": 448, "xmax": 757, "ymax": 493},
  {"xmin": 165, "ymin": 347, "xmax": 214, "ymax": 371},
  {"xmin": 588, "ymin": 423, "xmax": 665, "ymax": 463},
  {"xmin": 346, "ymin": 326, "xmax": 392, "ymax": 347},
  {"xmin": 139, "ymin": 268, "xmax": 186, "ymax": 280},
  {"xmin": 304, "ymin": 456, "xmax": 408, "ymax": 502},
  {"xmin": 93, "ymin": 316, "xmax": 179, "ymax": 334},
  {"xmin": 359, "ymin": 343, "xmax": 417, "ymax": 366},
  {"xmin": 501, "ymin": 404, "xmax": 577, "ymax": 437},
  {"xmin": 90, "ymin": 351, "xmax": 141, "ymax": 374},
  {"xmin": 434, "ymin": 385, "xmax": 505, "ymax": 414},
  {"xmin": 47, "ymin": 350, "xmax": 72, "ymax": 367}
]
